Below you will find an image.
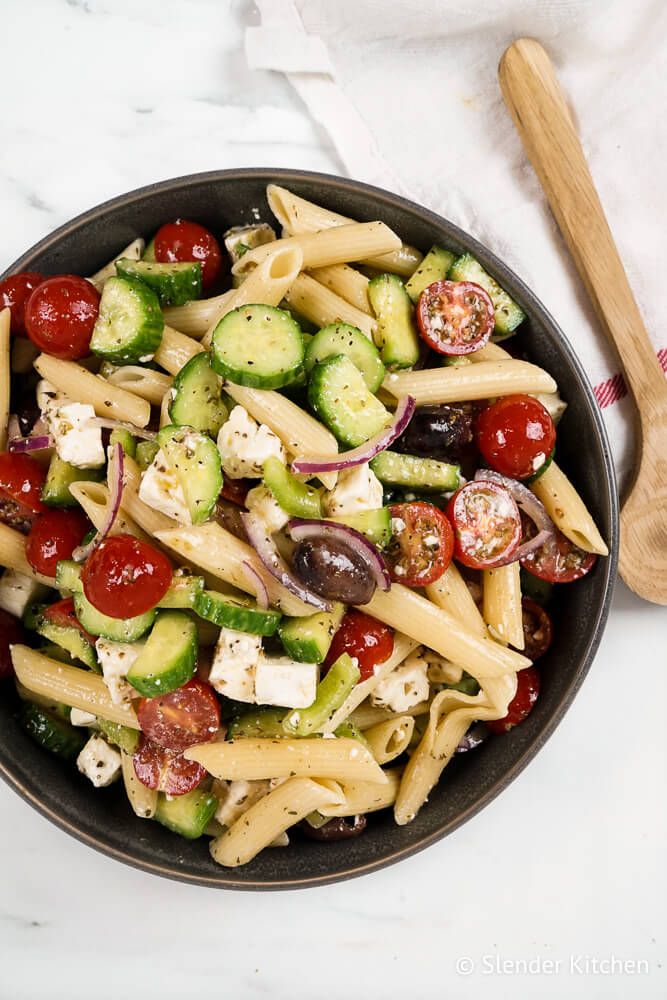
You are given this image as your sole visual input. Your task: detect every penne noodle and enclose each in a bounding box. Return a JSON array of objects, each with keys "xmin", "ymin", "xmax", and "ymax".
[
  {"xmin": 0, "ymin": 308, "xmax": 10, "ymax": 450},
  {"xmin": 364, "ymin": 717, "xmax": 415, "ymax": 765},
  {"xmin": 33, "ymin": 354, "xmax": 151, "ymax": 427},
  {"xmin": 68, "ymin": 481, "xmax": 150, "ymax": 542},
  {"xmin": 283, "ymin": 272, "xmax": 375, "ymax": 340},
  {"xmin": 425, "ymin": 562, "xmax": 486, "ymax": 638},
  {"xmin": 163, "ymin": 289, "xmax": 236, "ymax": 339},
  {"xmin": 318, "ymin": 768, "xmax": 402, "ymax": 817},
  {"xmin": 103, "ymin": 365, "xmax": 173, "ymax": 406},
  {"xmin": 11, "ymin": 646, "xmax": 140, "ymax": 728},
  {"xmin": 531, "ymin": 461, "xmax": 609, "ymax": 556},
  {"xmin": 159, "ymin": 387, "xmax": 171, "ymax": 428},
  {"xmin": 154, "ymin": 325, "xmax": 204, "ymax": 376},
  {"xmin": 308, "ymin": 263, "xmax": 371, "ymax": 314},
  {"xmin": 88, "ymin": 237, "xmax": 145, "ymax": 291},
  {"xmin": 472, "ymin": 342, "xmax": 512, "ymax": 362},
  {"xmin": 483, "ymin": 562, "xmax": 524, "ymax": 649},
  {"xmin": 120, "ymin": 749, "xmax": 157, "ymax": 818},
  {"xmin": 382, "ymin": 360, "xmax": 557, "ymax": 405},
  {"xmin": 0, "ymin": 522, "xmax": 55, "ymax": 587},
  {"xmin": 347, "ymin": 700, "xmax": 431, "ymax": 731}
]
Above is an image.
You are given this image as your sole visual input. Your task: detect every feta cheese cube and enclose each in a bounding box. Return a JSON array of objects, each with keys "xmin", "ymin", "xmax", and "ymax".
[
  {"xmin": 217, "ymin": 405, "xmax": 285, "ymax": 479},
  {"xmin": 52, "ymin": 402, "xmax": 105, "ymax": 468},
  {"xmin": 209, "ymin": 627, "xmax": 262, "ymax": 703},
  {"xmin": 70, "ymin": 707, "xmax": 97, "ymax": 727},
  {"xmin": 95, "ymin": 638, "xmax": 143, "ymax": 704},
  {"xmin": 245, "ymin": 484, "xmax": 289, "ymax": 534},
  {"xmin": 254, "ymin": 655, "xmax": 318, "ymax": 709},
  {"xmin": 324, "ymin": 463, "xmax": 383, "ymax": 518},
  {"xmin": 371, "ymin": 656, "xmax": 430, "ymax": 713},
  {"xmin": 213, "ymin": 778, "xmax": 270, "ymax": 828},
  {"xmin": 139, "ymin": 448, "xmax": 191, "ymax": 524},
  {"xmin": 76, "ymin": 734, "xmax": 121, "ymax": 787},
  {"xmin": 0, "ymin": 570, "xmax": 48, "ymax": 619}
]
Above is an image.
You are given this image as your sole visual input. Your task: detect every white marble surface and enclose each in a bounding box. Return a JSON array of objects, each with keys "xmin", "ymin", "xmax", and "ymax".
[{"xmin": 1, "ymin": 3, "xmax": 665, "ymax": 998}]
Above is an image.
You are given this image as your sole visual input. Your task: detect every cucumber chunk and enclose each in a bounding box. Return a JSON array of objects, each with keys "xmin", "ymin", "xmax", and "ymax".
[
  {"xmin": 41, "ymin": 456, "xmax": 103, "ymax": 508},
  {"xmin": 115, "ymin": 257, "xmax": 202, "ymax": 307},
  {"xmin": 193, "ymin": 588, "xmax": 281, "ymax": 636},
  {"xmin": 20, "ymin": 702, "xmax": 86, "ymax": 761},
  {"xmin": 142, "ymin": 237, "xmax": 156, "ymax": 261},
  {"xmin": 263, "ymin": 456, "xmax": 322, "ymax": 519},
  {"xmin": 327, "ymin": 507, "xmax": 391, "ymax": 547},
  {"xmin": 35, "ymin": 617, "xmax": 98, "ymax": 672},
  {"xmin": 154, "ymin": 787, "xmax": 218, "ymax": 839},
  {"xmin": 278, "ymin": 604, "xmax": 344, "ymax": 664},
  {"xmin": 157, "ymin": 424, "xmax": 223, "ymax": 525},
  {"xmin": 54, "ymin": 559, "xmax": 81, "ymax": 593},
  {"xmin": 370, "ymin": 450, "xmax": 460, "ymax": 492},
  {"xmin": 157, "ymin": 571, "xmax": 205, "ymax": 610},
  {"xmin": 126, "ymin": 610, "xmax": 198, "ymax": 697},
  {"xmin": 448, "ymin": 253, "xmax": 525, "ymax": 339},
  {"xmin": 304, "ymin": 323, "xmax": 385, "ymax": 392},
  {"xmin": 368, "ymin": 274, "xmax": 420, "ymax": 369},
  {"xmin": 211, "ymin": 304, "xmax": 304, "ymax": 389},
  {"xmin": 308, "ymin": 354, "xmax": 392, "ymax": 448},
  {"xmin": 405, "ymin": 245, "xmax": 456, "ymax": 304},
  {"xmin": 90, "ymin": 275, "xmax": 164, "ymax": 364},
  {"xmin": 97, "ymin": 718, "xmax": 140, "ymax": 754},
  {"xmin": 136, "ymin": 440, "xmax": 159, "ymax": 471},
  {"xmin": 168, "ymin": 353, "xmax": 227, "ymax": 438},
  {"xmin": 227, "ymin": 707, "xmax": 286, "ymax": 739},
  {"xmin": 109, "ymin": 427, "xmax": 137, "ymax": 459},
  {"xmin": 73, "ymin": 592, "xmax": 156, "ymax": 642},
  {"xmin": 282, "ymin": 653, "xmax": 360, "ymax": 736}
]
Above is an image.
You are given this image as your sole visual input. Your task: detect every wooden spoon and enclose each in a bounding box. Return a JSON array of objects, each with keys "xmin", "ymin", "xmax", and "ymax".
[{"xmin": 498, "ymin": 38, "xmax": 667, "ymax": 606}]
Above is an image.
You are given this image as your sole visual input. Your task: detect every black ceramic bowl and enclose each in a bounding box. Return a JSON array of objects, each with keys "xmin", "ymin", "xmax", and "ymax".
[{"xmin": 0, "ymin": 169, "xmax": 618, "ymax": 889}]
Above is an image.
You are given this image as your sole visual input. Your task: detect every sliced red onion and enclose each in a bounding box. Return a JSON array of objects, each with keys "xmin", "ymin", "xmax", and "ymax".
[
  {"xmin": 88, "ymin": 417, "xmax": 156, "ymax": 441},
  {"xmin": 241, "ymin": 559, "xmax": 269, "ymax": 610},
  {"xmin": 291, "ymin": 395, "xmax": 416, "ymax": 475},
  {"xmin": 287, "ymin": 518, "xmax": 391, "ymax": 592},
  {"xmin": 474, "ymin": 468, "xmax": 556, "ymax": 566},
  {"xmin": 72, "ymin": 443, "xmax": 125, "ymax": 563},
  {"xmin": 242, "ymin": 511, "xmax": 331, "ymax": 611},
  {"xmin": 8, "ymin": 434, "xmax": 54, "ymax": 453}
]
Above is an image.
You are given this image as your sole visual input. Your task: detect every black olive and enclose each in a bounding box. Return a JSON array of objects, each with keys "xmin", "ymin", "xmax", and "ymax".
[
  {"xmin": 395, "ymin": 404, "xmax": 474, "ymax": 461},
  {"xmin": 292, "ymin": 537, "xmax": 376, "ymax": 605},
  {"xmin": 298, "ymin": 815, "xmax": 367, "ymax": 841},
  {"xmin": 213, "ymin": 498, "xmax": 248, "ymax": 541}
]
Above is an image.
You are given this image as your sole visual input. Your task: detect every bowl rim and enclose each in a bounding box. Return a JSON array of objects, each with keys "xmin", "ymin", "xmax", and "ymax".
[{"xmin": 0, "ymin": 167, "xmax": 619, "ymax": 890}]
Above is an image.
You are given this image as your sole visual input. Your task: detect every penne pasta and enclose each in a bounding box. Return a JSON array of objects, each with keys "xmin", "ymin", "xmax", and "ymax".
[
  {"xmin": 364, "ymin": 717, "xmax": 415, "ymax": 765},
  {"xmin": 472, "ymin": 342, "xmax": 512, "ymax": 362},
  {"xmin": 88, "ymin": 237, "xmax": 145, "ymax": 291},
  {"xmin": 103, "ymin": 365, "xmax": 173, "ymax": 406},
  {"xmin": 120, "ymin": 749, "xmax": 157, "ymax": 818},
  {"xmin": 154, "ymin": 325, "xmax": 204, "ymax": 376},
  {"xmin": 68, "ymin": 481, "xmax": 149, "ymax": 542},
  {"xmin": 318, "ymin": 768, "xmax": 402, "ymax": 817},
  {"xmin": 0, "ymin": 523, "xmax": 54, "ymax": 587},
  {"xmin": 382, "ymin": 360, "xmax": 557, "ymax": 405},
  {"xmin": 347, "ymin": 700, "xmax": 431, "ymax": 731},
  {"xmin": 308, "ymin": 263, "xmax": 371, "ymax": 314},
  {"xmin": 283, "ymin": 272, "xmax": 375, "ymax": 339},
  {"xmin": 33, "ymin": 354, "xmax": 151, "ymax": 427},
  {"xmin": 0, "ymin": 308, "xmax": 10, "ymax": 450},
  {"xmin": 162, "ymin": 289, "xmax": 236, "ymax": 338},
  {"xmin": 425, "ymin": 562, "xmax": 487, "ymax": 638},
  {"xmin": 531, "ymin": 461, "xmax": 609, "ymax": 555},
  {"xmin": 483, "ymin": 562, "xmax": 524, "ymax": 649}
]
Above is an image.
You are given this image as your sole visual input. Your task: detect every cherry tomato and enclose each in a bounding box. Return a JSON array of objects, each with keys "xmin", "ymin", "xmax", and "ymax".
[
  {"xmin": 132, "ymin": 736, "xmax": 206, "ymax": 796},
  {"xmin": 385, "ymin": 501, "xmax": 454, "ymax": 586},
  {"xmin": 0, "ymin": 609, "xmax": 24, "ymax": 680},
  {"xmin": 24, "ymin": 275, "xmax": 100, "ymax": 360},
  {"xmin": 154, "ymin": 220, "xmax": 223, "ymax": 290},
  {"xmin": 81, "ymin": 534, "xmax": 172, "ymax": 619},
  {"xmin": 446, "ymin": 481, "xmax": 521, "ymax": 570},
  {"xmin": 521, "ymin": 597, "xmax": 553, "ymax": 660},
  {"xmin": 42, "ymin": 597, "xmax": 97, "ymax": 646},
  {"xmin": 0, "ymin": 272, "xmax": 44, "ymax": 337},
  {"xmin": 476, "ymin": 394, "xmax": 556, "ymax": 480},
  {"xmin": 324, "ymin": 610, "xmax": 394, "ymax": 682},
  {"xmin": 417, "ymin": 279, "xmax": 494, "ymax": 355},
  {"xmin": 520, "ymin": 520, "xmax": 597, "ymax": 584},
  {"xmin": 137, "ymin": 679, "xmax": 221, "ymax": 753},
  {"xmin": 25, "ymin": 508, "xmax": 89, "ymax": 578},
  {"xmin": 0, "ymin": 452, "xmax": 46, "ymax": 515},
  {"xmin": 486, "ymin": 666, "xmax": 540, "ymax": 734},
  {"xmin": 219, "ymin": 477, "xmax": 251, "ymax": 506}
]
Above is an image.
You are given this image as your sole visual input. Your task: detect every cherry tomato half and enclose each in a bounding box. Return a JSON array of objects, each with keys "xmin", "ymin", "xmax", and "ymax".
[
  {"xmin": 521, "ymin": 597, "xmax": 553, "ymax": 660},
  {"xmin": 132, "ymin": 736, "xmax": 206, "ymax": 796},
  {"xmin": 446, "ymin": 480, "xmax": 521, "ymax": 570},
  {"xmin": 417, "ymin": 279, "xmax": 494, "ymax": 355},
  {"xmin": 486, "ymin": 666, "xmax": 540, "ymax": 734},
  {"xmin": 386, "ymin": 501, "xmax": 454, "ymax": 586},
  {"xmin": 324, "ymin": 610, "xmax": 394, "ymax": 682},
  {"xmin": 25, "ymin": 508, "xmax": 89, "ymax": 578},
  {"xmin": 0, "ymin": 609, "xmax": 24, "ymax": 680},
  {"xmin": 81, "ymin": 534, "xmax": 172, "ymax": 619},
  {"xmin": 0, "ymin": 451, "xmax": 46, "ymax": 515},
  {"xmin": 137, "ymin": 679, "xmax": 221, "ymax": 753},
  {"xmin": 0, "ymin": 272, "xmax": 44, "ymax": 337},
  {"xmin": 154, "ymin": 219, "xmax": 223, "ymax": 290},
  {"xmin": 25, "ymin": 275, "xmax": 100, "ymax": 360},
  {"xmin": 520, "ymin": 517, "xmax": 597, "ymax": 584},
  {"xmin": 476, "ymin": 394, "xmax": 556, "ymax": 480},
  {"xmin": 42, "ymin": 597, "xmax": 97, "ymax": 646},
  {"xmin": 219, "ymin": 477, "xmax": 251, "ymax": 506}
]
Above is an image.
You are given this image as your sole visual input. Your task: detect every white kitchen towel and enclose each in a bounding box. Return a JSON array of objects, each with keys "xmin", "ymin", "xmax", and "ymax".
[{"xmin": 246, "ymin": 0, "xmax": 667, "ymax": 488}]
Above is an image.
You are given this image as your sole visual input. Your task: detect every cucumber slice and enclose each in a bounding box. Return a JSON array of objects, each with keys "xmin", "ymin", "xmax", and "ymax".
[
  {"xmin": 263, "ymin": 456, "xmax": 322, "ymax": 519},
  {"xmin": 157, "ymin": 425, "xmax": 222, "ymax": 525},
  {"xmin": 368, "ymin": 274, "xmax": 420, "ymax": 369},
  {"xmin": 168, "ymin": 353, "xmax": 227, "ymax": 437},
  {"xmin": 304, "ymin": 324, "xmax": 385, "ymax": 393},
  {"xmin": 193, "ymin": 588, "xmax": 282, "ymax": 636},
  {"xmin": 448, "ymin": 253, "xmax": 525, "ymax": 339},
  {"xmin": 126, "ymin": 611, "xmax": 198, "ymax": 697},
  {"xmin": 210, "ymin": 304, "xmax": 304, "ymax": 389},
  {"xmin": 370, "ymin": 450, "xmax": 460, "ymax": 492},
  {"xmin": 136, "ymin": 440, "xmax": 159, "ymax": 471},
  {"xmin": 143, "ymin": 237, "xmax": 156, "ymax": 261},
  {"xmin": 157, "ymin": 571, "xmax": 205, "ymax": 610},
  {"xmin": 90, "ymin": 275, "xmax": 164, "ymax": 364},
  {"xmin": 73, "ymin": 592, "xmax": 156, "ymax": 642},
  {"xmin": 109, "ymin": 427, "xmax": 136, "ymax": 459},
  {"xmin": 97, "ymin": 718, "xmax": 140, "ymax": 754},
  {"xmin": 154, "ymin": 787, "xmax": 218, "ymax": 839},
  {"xmin": 405, "ymin": 245, "xmax": 456, "ymax": 304},
  {"xmin": 115, "ymin": 257, "xmax": 202, "ymax": 307},
  {"xmin": 327, "ymin": 507, "xmax": 391, "ymax": 547},
  {"xmin": 35, "ymin": 618, "xmax": 98, "ymax": 672},
  {"xmin": 308, "ymin": 354, "xmax": 392, "ymax": 448},
  {"xmin": 41, "ymin": 456, "xmax": 104, "ymax": 508},
  {"xmin": 227, "ymin": 707, "xmax": 286, "ymax": 739},
  {"xmin": 20, "ymin": 702, "xmax": 86, "ymax": 761},
  {"xmin": 278, "ymin": 604, "xmax": 344, "ymax": 664},
  {"xmin": 55, "ymin": 560, "xmax": 82, "ymax": 593}
]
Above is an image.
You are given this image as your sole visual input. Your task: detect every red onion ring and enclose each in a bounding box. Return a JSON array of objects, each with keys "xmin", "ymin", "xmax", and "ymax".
[
  {"xmin": 8, "ymin": 434, "xmax": 53, "ymax": 453},
  {"xmin": 287, "ymin": 518, "xmax": 391, "ymax": 592},
  {"xmin": 474, "ymin": 468, "xmax": 556, "ymax": 565},
  {"xmin": 241, "ymin": 559, "xmax": 270, "ymax": 610},
  {"xmin": 72, "ymin": 442, "xmax": 125, "ymax": 563},
  {"xmin": 242, "ymin": 511, "xmax": 331, "ymax": 611},
  {"xmin": 291, "ymin": 395, "xmax": 416, "ymax": 476}
]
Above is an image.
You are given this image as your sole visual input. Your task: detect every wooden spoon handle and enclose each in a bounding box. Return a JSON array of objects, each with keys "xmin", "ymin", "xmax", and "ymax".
[{"xmin": 499, "ymin": 38, "xmax": 666, "ymax": 412}]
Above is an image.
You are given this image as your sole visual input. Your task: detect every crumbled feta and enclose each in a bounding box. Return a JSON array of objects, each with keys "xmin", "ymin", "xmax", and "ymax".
[
  {"xmin": 324, "ymin": 463, "xmax": 383, "ymax": 518},
  {"xmin": 423, "ymin": 650, "xmax": 464, "ymax": 686},
  {"xmin": 76, "ymin": 734, "xmax": 121, "ymax": 787},
  {"xmin": 216, "ymin": 405, "xmax": 284, "ymax": 479},
  {"xmin": 95, "ymin": 638, "xmax": 143, "ymax": 704},
  {"xmin": 51, "ymin": 402, "xmax": 105, "ymax": 468},
  {"xmin": 245, "ymin": 484, "xmax": 289, "ymax": 534},
  {"xmin": 70, "ymin": 707, "xmax": 97, "ymax": 727},
  {"xmin": 209, "ymin": 627, "xmax": 262, "ymax": 702},
  {"xmin": 0, "ymin": 570, "xmax": 48, "ymax": 619},
  {"xmin": 139, "ymin": 448, "xmax": 191, "ymax": 524},
  {"xmin": 255, "ymin": 655, "xmax": 318, "ymax": 709},
  {"xmin": 214, "ymin": 778, "xmax": 270, "ymax": 828},
  {"xmin": 371, "ymin": 656, "xmax": 430, "ymax": 713},
  {"xmin": 36, "ymin": 379, "xmax": 62, "ymax": 417}
]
